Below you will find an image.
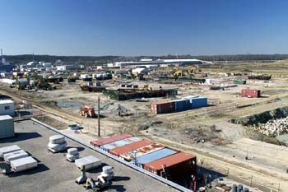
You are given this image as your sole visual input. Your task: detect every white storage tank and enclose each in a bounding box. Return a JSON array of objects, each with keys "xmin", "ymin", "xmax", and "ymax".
[
  {"xmin": 0, "ymin": 100, "xmax": 15, "ymax": 116},
  {"xmin": 0, "ymin": 115, "xmax": 14, "ymax": 139}
]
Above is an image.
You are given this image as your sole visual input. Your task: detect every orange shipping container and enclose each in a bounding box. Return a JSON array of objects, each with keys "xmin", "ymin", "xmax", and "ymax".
[
  {"xmin": 109, "ymin": 139, "xmax": 153, "ymax": 157},
  {"xmin": 90, "ymin": 134, "xmax": 131, "ymax": 147},
  {"xmin": 143, "ymin": 152, "xmax": 197, "ymax": 181},
  {"xmin": 151, "ymin": 101, "xmax": 175, "ymax": 114}
]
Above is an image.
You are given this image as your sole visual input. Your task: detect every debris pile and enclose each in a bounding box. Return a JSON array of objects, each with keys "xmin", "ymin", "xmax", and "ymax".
[{"xmin": 251, "ymin": 117, "xmax": 288, "ymax": 136}]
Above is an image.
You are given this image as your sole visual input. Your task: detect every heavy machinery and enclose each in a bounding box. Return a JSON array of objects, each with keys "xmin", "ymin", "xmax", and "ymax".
[
  {"xmin": 80, "ymin": 105, "xmax": 96, "ymax": 118},
  {"xmin": 139, "ymin": 84, "xmax": 152, "ymax": 91},
  {"xmin": 172, "ymin": 65, "xmax": 202, "ymax": 78}
]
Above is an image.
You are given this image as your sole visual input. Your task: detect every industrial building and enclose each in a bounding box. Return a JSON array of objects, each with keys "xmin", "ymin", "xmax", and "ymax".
[
  {"xmin": 109, "ymin": 59, "xmax": 205, "ymax": 69},
  {"xmin": 0, "ymin": 100, "xmax": 15, "ymax": 116},
  {"xmin": 56, "ymin": 65, "xmax": 83, "ymax": 71},
  {"xmin": 0, "ymin": 115, "xmax": 14, "ymax": 139}
]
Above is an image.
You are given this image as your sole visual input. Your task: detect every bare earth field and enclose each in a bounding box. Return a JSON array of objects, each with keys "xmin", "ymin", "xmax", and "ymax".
[{"xmin": 2, "ymin": 60, "xmax": 288, "ymax": 191}]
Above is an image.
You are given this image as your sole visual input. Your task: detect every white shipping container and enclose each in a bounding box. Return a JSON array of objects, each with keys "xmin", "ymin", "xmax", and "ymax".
[
  {"xmin": 75, "ymin": 155, "xmax": 102, "ymax": 171},
  {"xmin": 0, "ymin": 115, "xmax": 14, "ymax": 139},
  {"xmin": 0, "ymin": 145, "xmax": 21, "ymax": 158},
  {"xmin": 10, "ymin": 156, "xmax": 38, "ymax": 172},
  {"xmin": 5, "ymin": 151, "xmax": 29, "ymax": 163}
]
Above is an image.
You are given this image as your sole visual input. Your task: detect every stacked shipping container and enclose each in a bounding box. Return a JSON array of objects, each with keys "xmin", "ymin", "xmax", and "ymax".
[
  {"xmin": 143, "ymin": 152, "xmax": 197, "ymax": 181},
  {"xmin": 93, "ymin": 133, "xmax": 198, "ymax": 182},
  {"xmin": 100, "ymin": 137, "xmax": 142, "ymax": 151},
  {"xmin": 109, "ymin": 139, "xmax": 153, "ymax": 157},
  {"xmin": 90, "ymin": 134, "xmax": 131, "ymax": 147},
  {"xmin": 133, "ymin": 148, "xmax": 178, "ymax": 168},
  {"xmin": 120, "ymin": 143, "xmax": 164, "ymax": 161}
]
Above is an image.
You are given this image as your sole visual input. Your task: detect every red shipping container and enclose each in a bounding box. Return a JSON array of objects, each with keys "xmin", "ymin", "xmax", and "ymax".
[
  {"xmin": 143, "ymin": 152, "xmax": 197, "ymax": 181},
  {"xmin": 151, "ymin": 101, "xmax": 175, "ymax": 114},
  {"xmin": 241, "ymin": 89, "xmax": 261, "ymax": 98},
  {"xmin": 109, "ymin": 139, "xmax": 153, "ymax": 157},
  {"xmin": 90, "ymin": 134, "xmax": 131, "ymax": 147}
]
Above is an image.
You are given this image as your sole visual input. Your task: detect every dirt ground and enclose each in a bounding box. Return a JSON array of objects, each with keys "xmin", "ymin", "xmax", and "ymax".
[{"xmin": 2, "ymin": 60, "xmax": 288, "ymax": 191}]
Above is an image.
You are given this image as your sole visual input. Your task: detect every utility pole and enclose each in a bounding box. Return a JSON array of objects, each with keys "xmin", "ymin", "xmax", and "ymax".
[{"xmin": 98, "ymin": 96, "xmax": 100, "ymax": 137}]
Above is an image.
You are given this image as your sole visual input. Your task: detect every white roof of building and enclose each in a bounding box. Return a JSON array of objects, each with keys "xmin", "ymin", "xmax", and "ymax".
[
  {"xmin": 0, "ymin": 115, "xmax": 12, "ymax": 121},
  {"xmin": 159, "ymin": 59, "xmax": 203, "ymax": 63},
  {"xmin": 0, "ymin": 100, "xmax": 14, "ymax": 105}
]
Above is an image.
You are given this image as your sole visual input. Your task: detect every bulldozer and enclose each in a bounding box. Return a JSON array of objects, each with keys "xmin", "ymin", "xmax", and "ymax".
[{"xmin": 80, "ymin": 105, "xmax": 96, "ymax": 118}]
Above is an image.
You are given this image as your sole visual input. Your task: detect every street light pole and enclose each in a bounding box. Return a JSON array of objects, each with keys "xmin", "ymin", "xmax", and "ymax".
[{"xmin": 98, "ymin": 96, "xmax": 100, "ymax": 137}]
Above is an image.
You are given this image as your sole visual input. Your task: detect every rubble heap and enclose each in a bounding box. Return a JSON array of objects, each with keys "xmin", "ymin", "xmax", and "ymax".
[{"xmin": 251, "ymin": 117, "xmax": 288, "ymax": 136}]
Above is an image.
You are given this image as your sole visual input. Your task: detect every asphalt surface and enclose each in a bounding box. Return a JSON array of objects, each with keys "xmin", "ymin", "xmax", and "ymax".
[{"xmin": 0, "ymin": 120, "xmax": 178, "ymax": 192}]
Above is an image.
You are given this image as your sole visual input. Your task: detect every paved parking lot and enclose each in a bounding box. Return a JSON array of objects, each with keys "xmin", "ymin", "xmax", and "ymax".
[{"xmin": 0, "ymin": 120, "xmax": 178, "ymax": 192}]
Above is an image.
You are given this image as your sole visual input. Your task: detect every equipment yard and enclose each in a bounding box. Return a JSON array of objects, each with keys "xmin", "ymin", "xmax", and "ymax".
[{"xmin": 1, "ymin": 60, "xmax": 288, "ymax": 191}]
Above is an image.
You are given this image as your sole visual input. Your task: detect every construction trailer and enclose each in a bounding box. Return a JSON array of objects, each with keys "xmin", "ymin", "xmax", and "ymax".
[{"xmin": 0, "ymin": 115, "xmax": 14, "ymax": 139}]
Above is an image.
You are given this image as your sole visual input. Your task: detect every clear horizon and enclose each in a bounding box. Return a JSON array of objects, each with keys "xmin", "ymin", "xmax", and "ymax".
[{"xmin": 1, "ymin": 0, "xmax": 288, "ymax": 56}]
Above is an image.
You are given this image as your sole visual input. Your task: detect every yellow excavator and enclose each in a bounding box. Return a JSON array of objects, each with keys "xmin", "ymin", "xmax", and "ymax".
[
  {"xmin": 140, "ymin": 84, "xmax": 152, "ymax": 91},
  {"xmin": 172, "ymin": 65, "xmax": 201, "ymax": 78}
]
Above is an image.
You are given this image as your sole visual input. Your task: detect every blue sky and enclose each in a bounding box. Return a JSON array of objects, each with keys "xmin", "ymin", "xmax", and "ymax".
[{"xmin": 1, "ymin": 0, "xmax": 288, "ymax": 56}]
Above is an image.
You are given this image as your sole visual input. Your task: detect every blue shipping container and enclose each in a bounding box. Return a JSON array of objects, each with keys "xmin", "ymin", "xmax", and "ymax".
[
  {"xmin": 174, "ymin": 99, "xmax": 188, "ymax": 112},
  {"xmin": 191, "ymin": 97, "xmax": 208, "ymax": 109},
  {"xmin": 133, "ymin": 148, "xmax": 178, "ymax": 167}
]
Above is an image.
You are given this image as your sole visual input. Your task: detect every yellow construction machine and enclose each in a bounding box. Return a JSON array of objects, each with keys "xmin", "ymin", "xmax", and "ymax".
[{"xmin": 140, "ymin": 85, "xmax": 152, "ymax": 91}]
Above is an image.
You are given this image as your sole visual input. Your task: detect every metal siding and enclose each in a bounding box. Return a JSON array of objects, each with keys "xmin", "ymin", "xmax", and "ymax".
[
  {"xmin": 0, "ymin": 102, "xmax": 15, "ymax": 116},
  {"xmin": 0, "ymin": 117, "xmax": 14, "ymax": 139},
  {"xmin": 109, "ymin": 140, "xmax": 153, "ymax": 156},
  {"xmin": 101, "ymin": 137, "xmax": 142, "ymax": 151},
  {"xmin": 174, "ymin": 99, "xmax": 188, "ymax": 112},
  {"xmin": 134, "ymin": 148, "xmax": 178, "ymax": 166},
  {"xmin": 191, "ymin": 97, "xmax": 208, "ymax": 108},
  {"xmin": 90, "ymin": 134, "xmax": 132, "ymax": 147},
  {"xmin": 143, "ymin": 152, "xmax": 197, "ymax": 180},
  {"xmin": 120, "ymin": 143, "xmax": 164, "ymax": 161}
]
